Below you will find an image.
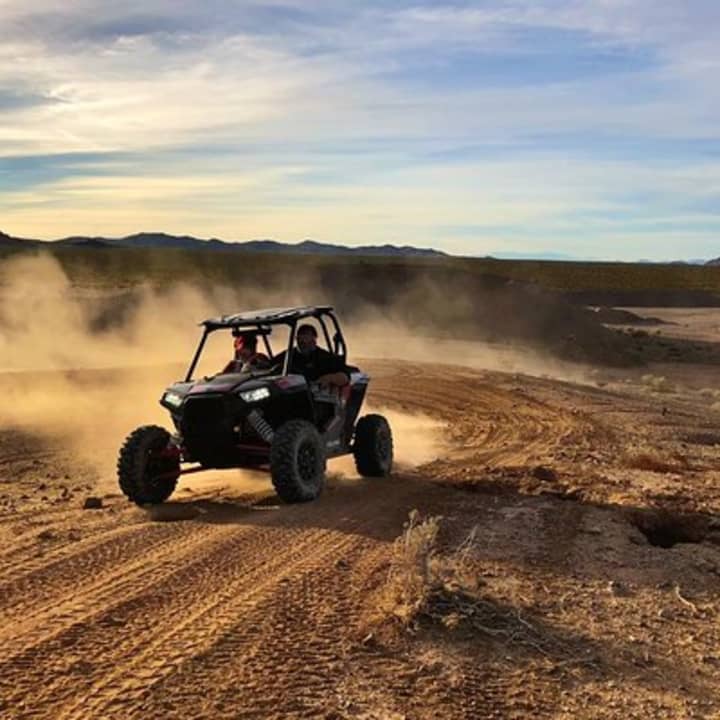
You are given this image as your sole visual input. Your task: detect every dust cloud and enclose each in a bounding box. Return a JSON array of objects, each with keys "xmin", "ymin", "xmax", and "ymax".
[
  {"xmin": 346, "ymin": 315, "xmax": 594, "ymax": 384},
  {"xmin": 329, "ymin": 407, "xmax": 444, "ymax": 479},
  {"xmin": 367, "ymin": 407, "xmax": 444, "ymax": 468},
  {"xmin": 0, "ymin": 254, "xmax": 218, "ymax": 484},
  {"xmin": 0, "ymin": 253, "xmax": 591, "ymax": 487}
]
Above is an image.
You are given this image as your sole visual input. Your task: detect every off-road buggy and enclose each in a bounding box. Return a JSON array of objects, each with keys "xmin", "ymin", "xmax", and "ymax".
[{"xmin": 117, "ymin": 306, "xmax": 393, "ymax": 505}]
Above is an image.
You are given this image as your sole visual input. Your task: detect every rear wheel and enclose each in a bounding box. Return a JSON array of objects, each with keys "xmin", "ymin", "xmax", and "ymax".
[
  {"xmin": 270, "ymin": 420, "xmax": 326, "ymax": 503},
  {"xmin": 353, "ymin": 414, "xmax": 393, "ymax": 477},
  {"xmin": 117, "ymin": 425, "xmax": 180, "ymax": 505}
]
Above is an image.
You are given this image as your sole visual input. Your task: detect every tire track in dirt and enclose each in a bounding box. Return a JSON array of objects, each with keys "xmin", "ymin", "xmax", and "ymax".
[
  {"xmin": 0, "ymin": 448, "xmax": 57, "ymax": 472},
  {"xmin": 371, "ymin": 364, "xmax": 595, "ymax": 469},
  {"xmin": 62, "ymin": 479, "xmax": 450, "ymax": 720},
  {"xmin": 0, "ymin": 508, "xmax": 134, "ymax": 579},
  {"xmin": 0, "ymin": 509, "xmax": 160, "ymax": 575},
  {"xmin": 0, "ymin": 521, "xmax": 235, "ymax": 643},
  {"xmin": 0, "ymin": 499, "xmax": 97, "ymax": 524},
  {"xmin": 0, "ymin": 478, "xmax": 446, "ymax": 720},
  {"xmin": 4, "ymin": 507, "xmax": 379, "ymax": 719},
  {"xmin": 123, "ymin": 528, "xmax": 392, "ymax": 719},
  {"xmin": 0, "ymin": 521, "xmax": 321, "ymax": 716},
  {"xmin": 67, "ymin": 528, "xmax": 365, "ymax": 720},
  {"xmin": 0, "ymin": 362, "xmax": 616, "ymax": 720}
]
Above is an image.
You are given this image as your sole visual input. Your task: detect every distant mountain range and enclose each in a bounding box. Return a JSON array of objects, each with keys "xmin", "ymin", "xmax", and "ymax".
[
  {"xmin": 4, "ymin": 230, "xmax": 717, "ymax": 264},
  {"xmin": 0, "ymin": 230, "xmax": 446, "ymax": 258}
]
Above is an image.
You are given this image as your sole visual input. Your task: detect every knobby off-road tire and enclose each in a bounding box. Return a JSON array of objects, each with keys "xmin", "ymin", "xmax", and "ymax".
[
  {"xmin": 270, "ymin": 420, "xmax": 326, "ymax": 503},
  {"xmin": 353, "ymin": 414, "xmax": 393, "ymax": 477},
  {"xmin": 117, "ymin": 425, "xmax": 180, "ymax": 506}
]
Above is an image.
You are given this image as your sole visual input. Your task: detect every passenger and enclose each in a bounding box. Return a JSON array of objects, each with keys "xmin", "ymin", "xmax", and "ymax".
[
  {"xmin": 222, "ymin": 332, "xmax": 271, "ymax": 374},
  {"xmin": 274, "ymin": 324, "xmax": 349, "ymax": 386}
]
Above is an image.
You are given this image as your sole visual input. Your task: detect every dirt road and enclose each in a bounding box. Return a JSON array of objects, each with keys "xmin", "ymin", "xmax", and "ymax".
[{"xmin": 1, "ymin": 360, "xmax": 720, "ymax": 719}]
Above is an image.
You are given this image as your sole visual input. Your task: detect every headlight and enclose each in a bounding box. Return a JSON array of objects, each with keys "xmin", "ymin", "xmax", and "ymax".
[
  {"xmin": 239, "ymin": 387, "xmax": 271, "ymax": 403},
  {"xmin": 163, "ymin": 391, "xmax": 184, "ymax": 408}
]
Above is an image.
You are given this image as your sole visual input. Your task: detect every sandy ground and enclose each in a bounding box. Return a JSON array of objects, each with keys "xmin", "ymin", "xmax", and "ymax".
[{"xmin": 2, "ymin": 328, "xmax": 720, "ymax": 717}]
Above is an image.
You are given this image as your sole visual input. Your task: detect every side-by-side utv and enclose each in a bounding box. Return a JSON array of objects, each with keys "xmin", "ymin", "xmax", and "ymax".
[{"xmin": 117, "ymin": 306, "xmax": 393, "ymax": 505}]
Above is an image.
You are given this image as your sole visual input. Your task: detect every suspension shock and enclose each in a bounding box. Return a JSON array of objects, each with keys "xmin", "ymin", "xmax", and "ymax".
[{"xmin": 246, "ymin": 409, "xmax": 275, "ymax": 443}]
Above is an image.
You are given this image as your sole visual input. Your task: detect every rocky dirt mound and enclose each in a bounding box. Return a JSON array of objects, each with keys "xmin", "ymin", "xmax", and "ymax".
[
  {"xmin": 588, "ymin": 306, "xmax": 666, "ymax": 326},
  {"xmin": 316, "ymin": 265, "xmax": 643, "ymax": 366},
  {"xmin": 565, "ymin": 288, "xmax": 720, "ymax": 308}
]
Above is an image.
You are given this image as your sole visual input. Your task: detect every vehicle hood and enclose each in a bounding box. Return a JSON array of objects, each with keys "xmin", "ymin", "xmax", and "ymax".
[{"xmin": 185, "ymin": 372, "xmax": 271, "ymax": 396}]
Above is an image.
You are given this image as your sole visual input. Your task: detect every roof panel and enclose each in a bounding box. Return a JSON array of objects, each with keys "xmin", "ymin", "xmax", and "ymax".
[{"xmin": 201, "ymin": 305, "xmax": 334, "ymax": 329}]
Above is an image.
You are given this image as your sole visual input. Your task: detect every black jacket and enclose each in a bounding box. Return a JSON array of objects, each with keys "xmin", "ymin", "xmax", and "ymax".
[{"xmin": 274, "ymin": 347, "xmax": 349, "ymax": 383}]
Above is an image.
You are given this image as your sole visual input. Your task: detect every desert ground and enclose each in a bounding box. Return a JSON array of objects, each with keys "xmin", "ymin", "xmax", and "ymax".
[{"xmin": 1, "ymin": 258, "xmax": 720, "ymax": 718}]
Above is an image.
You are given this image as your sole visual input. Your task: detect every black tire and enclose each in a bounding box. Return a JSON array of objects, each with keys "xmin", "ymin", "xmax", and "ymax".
[
  {"xmin": 117, "ymin": 425, "xmax": 180, "ymax": 506},
  {"xmin": 270, "ymin": 420, "xmax": 326, "ymax": 503},
  {"xmin": 353, "ymin": 414, "xmax": 393, "ymax": 477}
]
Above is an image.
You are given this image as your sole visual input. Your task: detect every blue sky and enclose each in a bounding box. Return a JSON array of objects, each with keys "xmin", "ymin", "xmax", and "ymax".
[{"xmin": 0, "ymin": 0, "xmax": 718, "ymax": 260}]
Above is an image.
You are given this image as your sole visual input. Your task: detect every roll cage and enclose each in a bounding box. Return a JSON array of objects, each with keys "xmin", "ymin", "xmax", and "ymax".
[{"xmin": 184, "ymin": 305, "xmax": 348, "ymax": 382}]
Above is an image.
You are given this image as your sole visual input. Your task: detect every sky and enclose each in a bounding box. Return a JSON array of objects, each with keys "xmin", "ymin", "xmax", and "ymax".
[{"xmin": 0, "ymin": 0, "xmax": 718, "ymax": 261}]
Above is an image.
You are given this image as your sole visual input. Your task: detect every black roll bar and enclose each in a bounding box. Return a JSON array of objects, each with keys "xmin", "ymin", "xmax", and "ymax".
[
  {"xmin": 186, "ymin": 328, "xmax": 209, "ymax": 381},
  {"xmin": 283, "ymin": 320, "xmax": 297, "ymax": 376},
  {"xmin": 316, "ymin": 314, "xmax": 333, "ymax": 354},
  {"xmin": 185, "ymin": 311, "xmax": 346, "ymax": 381},
  {"xmin": 327, "ymin": 312, "xmax": 347, "ymax": 360}
]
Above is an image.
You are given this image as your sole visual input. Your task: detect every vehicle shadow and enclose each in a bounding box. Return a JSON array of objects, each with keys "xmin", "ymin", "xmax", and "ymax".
[
  {"xmin": 144, "ymin": 467, "xmax": 720, "ymax": 592},
  {"xmin": 391, "ymin": 592, "xmax": 716, "ymax": 713},
  {"xmin": 142, "ymin": 471, "xmax": 448, "ymax": 544}
]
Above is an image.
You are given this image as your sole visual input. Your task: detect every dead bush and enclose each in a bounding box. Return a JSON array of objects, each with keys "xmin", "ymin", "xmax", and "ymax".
[
  {"xmin": 623, "ymin": 451, "xmax": 690, "ymax": 474},
  {"xmin": 381, "ymin": 513, "xmax": 577, "ymax": 660},
  {"xmin": 639, "ymin": 374, "xmax": 674, "ymax": 394},
  {"xmin": 383, "ymin": 510, "xmax": 480, "ymax": 625}
]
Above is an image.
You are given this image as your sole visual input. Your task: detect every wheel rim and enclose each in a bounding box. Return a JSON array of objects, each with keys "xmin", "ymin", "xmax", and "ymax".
[{"xmin": 297, "ymin": 440, "xmax": 318, "ymax": 485}]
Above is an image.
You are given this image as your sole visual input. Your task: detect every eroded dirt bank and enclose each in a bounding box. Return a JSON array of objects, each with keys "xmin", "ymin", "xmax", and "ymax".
[{"xmin": 1, "ymin": 359, "xmax": 719, "ymax": 719}]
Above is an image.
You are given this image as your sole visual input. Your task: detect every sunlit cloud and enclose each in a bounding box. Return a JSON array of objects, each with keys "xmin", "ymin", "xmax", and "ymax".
[{"xmin": 0, "ymin": 0, "xmax": 718, "ymax": 259}]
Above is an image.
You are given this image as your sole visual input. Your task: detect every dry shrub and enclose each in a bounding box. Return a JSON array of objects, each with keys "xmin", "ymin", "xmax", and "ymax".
[
  {"xmin": 381, "ymin": 513, "xmax": 591, "ymax": 663},
  {"xmin": 640, "ymin": 374, "xmax": 674, "ymax": 394},
  {"xmin": 624, "ymin": 451, "xmax": 690, "ymax": 474},
  {"xmin": 384, "ymin": 510, "xmax": 479, "ymax": 626}
]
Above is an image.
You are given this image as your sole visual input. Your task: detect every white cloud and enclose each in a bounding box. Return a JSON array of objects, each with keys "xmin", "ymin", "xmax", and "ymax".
[{"xmin": 0, "ymin": 1, "xmax": 718, "ymax": 258}]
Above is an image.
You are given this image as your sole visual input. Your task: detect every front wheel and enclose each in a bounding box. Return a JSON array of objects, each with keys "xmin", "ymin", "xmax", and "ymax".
[
  {"xmin": 270, "ymin": 420, "xmax": 326, "ymax": 503},
  {"xmin": 117, "ymin": 425, "xmax": 180, "ymax": 505},
  {"xmin": 353, "ymin": 414, "xmax": 393, "ymax": 477}
]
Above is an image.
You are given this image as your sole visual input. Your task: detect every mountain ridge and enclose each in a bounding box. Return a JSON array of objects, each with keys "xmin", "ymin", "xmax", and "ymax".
[{"xmin": 0, "ymin": 230, "xmax": 446, "ymax": 257}]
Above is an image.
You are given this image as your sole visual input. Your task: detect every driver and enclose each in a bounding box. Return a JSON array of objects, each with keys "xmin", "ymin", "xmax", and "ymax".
[
  {"xmin": 275, "ymin": 324, "xmax": 349, "ymax": 386},
  {"xmin": 222, "ymin": 332, "xmax": 271, "ymax": 374}
]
